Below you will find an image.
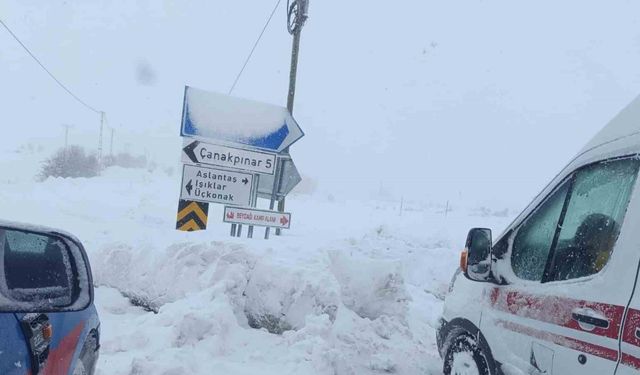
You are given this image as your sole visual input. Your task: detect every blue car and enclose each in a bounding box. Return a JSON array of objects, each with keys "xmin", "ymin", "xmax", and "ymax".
[{"xmin": 0, "ymin": 222, "xmax": 100, "ymax": 375}]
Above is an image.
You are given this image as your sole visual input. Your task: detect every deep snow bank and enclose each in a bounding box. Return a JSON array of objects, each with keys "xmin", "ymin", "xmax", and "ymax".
[
  {"xmin": 94, "ymin": 234, "xmax": 443, "ymax": 375},
  {"xmin": 94, "ymin": 238, "xmax": 412, "ymax": 333},
  {"xmin": 0, "ymin": 166, "xmax": 515, "ymax": 374}
]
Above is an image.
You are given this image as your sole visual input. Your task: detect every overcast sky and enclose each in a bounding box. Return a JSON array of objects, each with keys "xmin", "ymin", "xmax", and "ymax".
[{"xmin": 2, "ymin": 0, "xmax": 640, "ymax": 208}]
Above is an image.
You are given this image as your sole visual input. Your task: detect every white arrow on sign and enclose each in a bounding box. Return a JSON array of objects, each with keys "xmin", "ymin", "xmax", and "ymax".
[
  {"xmin": 180, "ymin": 164, "xmax": 253, "ymax": 206},
  {"xmin": 182, "ymin": 139, "xmax": 276, "ymax": 175}
]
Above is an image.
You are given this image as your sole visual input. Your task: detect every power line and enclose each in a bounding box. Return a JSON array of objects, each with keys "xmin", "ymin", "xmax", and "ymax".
[
  {"xmin": 228, "ymin": 0, "xmax": 283, "ymax": 95},
  {"xmin": 0, "ymin": 17, "xmax": 101, "ymax": 114}
]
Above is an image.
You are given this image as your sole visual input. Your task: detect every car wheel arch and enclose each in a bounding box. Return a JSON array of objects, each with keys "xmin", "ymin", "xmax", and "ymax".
[{"xmin": 73, "ymin": 328, "xmax": 99, "ymax": 375}]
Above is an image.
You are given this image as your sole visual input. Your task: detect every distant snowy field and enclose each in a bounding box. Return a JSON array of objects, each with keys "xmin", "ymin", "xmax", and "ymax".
[{"xmin": 0, "ymin": 163, "xmax": 515, "ymax": 375}]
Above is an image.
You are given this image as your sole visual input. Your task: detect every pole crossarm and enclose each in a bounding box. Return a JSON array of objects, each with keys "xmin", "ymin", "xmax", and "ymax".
[{"xmin": 287, "ymin": 0, "xmax": 309, "ymax": 35}]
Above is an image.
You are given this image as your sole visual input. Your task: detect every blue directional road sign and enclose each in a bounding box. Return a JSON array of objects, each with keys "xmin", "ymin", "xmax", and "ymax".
[{"xmin": 180, "ymin": 86, "xmax": 304, "ymax": 153}]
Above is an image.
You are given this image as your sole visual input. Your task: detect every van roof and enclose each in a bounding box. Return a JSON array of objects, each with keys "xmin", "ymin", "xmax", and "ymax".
[{"xmin": 580, "ymin": 95, "xmax": 640, "ymax": 154}]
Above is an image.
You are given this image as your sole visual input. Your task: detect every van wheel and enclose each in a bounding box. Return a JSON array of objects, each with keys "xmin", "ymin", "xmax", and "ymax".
[{"xmin": 443, "ymin": 334, "xmax": 492, "ymax": 375}]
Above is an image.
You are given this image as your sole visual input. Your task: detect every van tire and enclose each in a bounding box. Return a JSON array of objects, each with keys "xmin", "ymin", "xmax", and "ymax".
[{"xmin": 443, "ymin": 334, "xmax": 492, "ymax": 375}]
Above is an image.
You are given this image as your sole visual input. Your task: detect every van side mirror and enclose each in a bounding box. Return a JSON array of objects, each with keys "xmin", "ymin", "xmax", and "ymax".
[
  {"xmin": 463, "ymin": 228, "xmax": 493, "ymax": 282},
  {"xmin": 0, "ymin": 226, "xmax": 93, "ymax": 313}
]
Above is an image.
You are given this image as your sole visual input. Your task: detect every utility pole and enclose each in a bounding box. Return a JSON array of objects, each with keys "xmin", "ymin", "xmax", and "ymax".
[
  {"xmin": 62, "ymin": 124, "xmax": 72, "ymax": 149},
  {"xmin": 110, "ymin": 127, "xmax": 115, "ymax": 157},
  {"xmin": 98, "ymin": 111, "xmax": 105, "ymax": 166},
  {"xmin": 286, "ymin": 4, "xmax": 307, "ymax": 112},
  {"xmin": 61, "ymin": 124, "xmax": 73, "ymax": 165},
  {"xmin": 275, "ymin": 0, "xmax": 309, "ymax": 236}
]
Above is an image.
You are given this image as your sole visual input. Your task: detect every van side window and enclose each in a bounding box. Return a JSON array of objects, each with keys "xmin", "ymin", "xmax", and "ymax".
[
  {"xmin": 547, "ymin": 158, "xmax": 639, "ymax": 281},
  {"xmin": 511, "ymin": 182, "xmax": 570, "ymax": 281}
]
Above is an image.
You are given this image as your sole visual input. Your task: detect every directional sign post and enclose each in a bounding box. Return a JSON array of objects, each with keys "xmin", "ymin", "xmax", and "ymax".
[
  {"xmin": 182, "ymin": 139, "xmax": 276, "ymax": 175},
  {"xmin": 176, "ymin": 86, "xmax": 303, "ymax": 238},
  {"xmin": 180, "ymin": 164, "xmax": 253, "ymax": 206},
  {"xmin": 224, "ymin": 206, "xmax": 291, "ymax": 230}
]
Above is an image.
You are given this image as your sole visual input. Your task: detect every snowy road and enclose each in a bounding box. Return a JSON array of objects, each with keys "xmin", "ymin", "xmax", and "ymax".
[{"xmin": 0, "ymin": 167, "xmax": 514, "ymax": 374}]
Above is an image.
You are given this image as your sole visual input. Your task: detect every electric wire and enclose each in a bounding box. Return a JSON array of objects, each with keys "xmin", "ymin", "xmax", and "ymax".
[
  {"xmin": 228, "ymin": 0, "xmax": 283, "ymax": 95},
  {"xmin": 0, "ymin": 17, "xmax": 101, "ymax": 114}
]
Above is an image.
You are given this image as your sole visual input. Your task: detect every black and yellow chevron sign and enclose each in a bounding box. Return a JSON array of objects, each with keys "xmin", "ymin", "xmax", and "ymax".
[{"xmin": 176, "ymin": 199, "xmax": 209, "ymax": 231}]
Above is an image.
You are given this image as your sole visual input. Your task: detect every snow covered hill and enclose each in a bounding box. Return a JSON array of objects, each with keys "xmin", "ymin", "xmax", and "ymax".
[{"xmin": 0, "ymin": 165, "xmax": 515, "ymax": 374}]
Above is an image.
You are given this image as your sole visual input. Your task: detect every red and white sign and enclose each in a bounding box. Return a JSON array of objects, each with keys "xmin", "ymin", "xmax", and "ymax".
[{"xmin": 223, "ymin": 206, "xmax": 291, "ymax": 229}]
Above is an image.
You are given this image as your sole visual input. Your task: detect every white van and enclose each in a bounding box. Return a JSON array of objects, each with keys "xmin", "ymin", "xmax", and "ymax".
[{"xmin": 438, "ymin": 95, "xmax": 640, "ymax": 375}]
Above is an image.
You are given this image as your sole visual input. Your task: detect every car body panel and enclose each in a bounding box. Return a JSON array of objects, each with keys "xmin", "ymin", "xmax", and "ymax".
[
  {"xmin": 1, "ymin": 301, "xmax": 100, "ymax": 375},
  {"xmin": 0, "ymin": 313, "xmax": 31, "ymax": 374},
  {"xmin": 43, "ymin": 305, "xmax": 100, "ymax": 375}
]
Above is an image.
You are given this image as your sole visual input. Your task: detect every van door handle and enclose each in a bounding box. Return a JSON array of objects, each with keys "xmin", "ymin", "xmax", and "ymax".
[
  {"xmin": 571, "ymin": 309, "xmax": 609, "ymax": 329},
  {"xmin": 635, "ymin": 327, "xmax": 640, "ymax": 340}
]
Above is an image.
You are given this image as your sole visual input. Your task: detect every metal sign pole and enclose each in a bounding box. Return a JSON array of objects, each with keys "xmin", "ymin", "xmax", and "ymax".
[
  {"xmin": 265, "ymin": 158, "xmax": 283, "ymax": 239},
  {"xmin": 230, "ymin": 224, "xmax": 237, "ymax": 236},
  {"xmin": 275, "ymin": 159, "xmax": 289, "ymax": 236},
  {"xmin": 248, "ymin": 174, "xmax": 259, "ymax": 238}
]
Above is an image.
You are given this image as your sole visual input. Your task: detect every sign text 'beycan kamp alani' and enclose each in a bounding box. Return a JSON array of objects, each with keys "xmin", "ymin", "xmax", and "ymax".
[{"xmin": 223, "ymin": 206, "xmax": 291, "ymax": 229}]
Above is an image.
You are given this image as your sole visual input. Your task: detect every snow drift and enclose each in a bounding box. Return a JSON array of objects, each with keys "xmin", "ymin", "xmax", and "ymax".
[{"xmin": 0, "ymin": 165, "xmax": 515, "ymax": 374}]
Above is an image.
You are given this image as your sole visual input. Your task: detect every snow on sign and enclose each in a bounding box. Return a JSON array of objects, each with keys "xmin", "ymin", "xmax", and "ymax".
[
  {"xmin": 182, "ymin": 139, "xmax": 276, "ymax": 175},
  {"xmin": 223, "ymin": 206, "xmax": 291, "ymax": 229},
  {"xmin": 180, "ymin": 164, "xmax": 253, "ymax": 206},
  {"xmin": 180, "ymin": 86, "xmax": 304, "ymax": 153}
]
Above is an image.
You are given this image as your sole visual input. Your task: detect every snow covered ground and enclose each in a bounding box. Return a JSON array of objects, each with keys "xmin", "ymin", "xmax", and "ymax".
[
  {"xmin": 2, "ymin": 1, "xmax": 637, "ymax": 373},
  {"xmin": 0, "ymin": 164, "xmax": 517, "ymax": 374}
]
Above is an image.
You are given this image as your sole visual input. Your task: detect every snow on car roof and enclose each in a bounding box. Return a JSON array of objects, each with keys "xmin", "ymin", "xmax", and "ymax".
[{"xmin": 580, "ymin": 94, "xmax": 640, "ymax": 154}]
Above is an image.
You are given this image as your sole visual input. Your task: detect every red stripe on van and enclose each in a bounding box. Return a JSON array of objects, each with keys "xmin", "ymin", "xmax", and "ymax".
[
  {"xmin": 621, "ymin": 353, "xmax": 640, "ymax": 370},
  {"xmin": 497, "ymin": 320, "xmax": 619, "ymax": 362},
  {"xmin": 620, "ymin": 308, "xmax": 640, "ymax": 369},
  {"xmin": 490, "ymin": 288, "xmax": 624, "ymax": 340},
  {"xmin": 622, "ymin": 308, "xmax": 640, "ymax": 347}
]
